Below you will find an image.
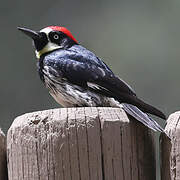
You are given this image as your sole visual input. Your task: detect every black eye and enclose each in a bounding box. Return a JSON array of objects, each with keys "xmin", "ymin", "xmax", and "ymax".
[{"xmin": 53, "ymin": 34, "xmax": 59, "ymax": 40}]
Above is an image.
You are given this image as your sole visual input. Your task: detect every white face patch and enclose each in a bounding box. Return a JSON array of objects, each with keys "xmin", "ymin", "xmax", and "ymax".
[
  {"xmin": 40, "ymin": 27, "xmax": 53, "ymax": 34},
  {"xmin": 35, "ymin": 27, "xmax": 62, "ymax": 59}
]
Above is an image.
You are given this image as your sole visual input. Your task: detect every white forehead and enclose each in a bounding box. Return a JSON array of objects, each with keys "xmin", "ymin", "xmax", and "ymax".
[{"xmin": 40, "ymin": 27, "xmax": 52, "ymax": 35}]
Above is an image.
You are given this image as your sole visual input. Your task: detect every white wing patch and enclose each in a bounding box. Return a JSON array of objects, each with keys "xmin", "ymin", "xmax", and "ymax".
[
  {"xmin": 87, "ymin": 82, "xmax": 108, "ymax": 91},
  {"xmin": 87, "ymin": 82, "xmax": 100, "ymax": 90}
]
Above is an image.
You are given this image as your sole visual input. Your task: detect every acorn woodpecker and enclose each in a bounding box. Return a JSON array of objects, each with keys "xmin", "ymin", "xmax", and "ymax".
[{"xmin": 18, "ymin": 26, "xmax": 166, "ymax": 132}]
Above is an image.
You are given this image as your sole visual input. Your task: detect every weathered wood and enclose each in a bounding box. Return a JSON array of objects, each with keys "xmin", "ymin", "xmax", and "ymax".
[
  {"xmin": 98, "ymin": 108, "xmax": 156, "ymax": 180},
  {"xmin": 0, "ymin": 128, "xmax": 8, "ymax": 180},
  {"xmin": 7, "ymin": 107, "xmax": 156, "ymax": 180},
  {"xmin": 160, "ymin": 111, "xmax": 180, "ymax": 180}
]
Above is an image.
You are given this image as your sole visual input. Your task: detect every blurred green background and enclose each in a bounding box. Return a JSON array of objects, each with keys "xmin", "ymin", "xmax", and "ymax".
[{"xmin": 1, "ymin": 0, "xmax": 180, "ymax": 179}]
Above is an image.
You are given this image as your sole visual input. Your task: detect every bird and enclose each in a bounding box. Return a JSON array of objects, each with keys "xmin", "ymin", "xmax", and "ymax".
[{"xmin": 18, "ymin": 26, "xmax": 166, "ymax": 132}]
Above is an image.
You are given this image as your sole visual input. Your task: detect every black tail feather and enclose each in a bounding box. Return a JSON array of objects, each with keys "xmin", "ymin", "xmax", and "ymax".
[
  {"xmin": 122, "ymin": 95, "xmax": 166, "ymax": 120},
  {"xmin": 122, "ymin": 103, "xmax": 164, "ymax": 132}
]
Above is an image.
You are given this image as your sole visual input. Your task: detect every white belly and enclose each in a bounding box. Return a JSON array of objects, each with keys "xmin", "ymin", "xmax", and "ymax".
[{"xmin": 44, "ymin": 74, "xmax": 121, "ymax": 108}]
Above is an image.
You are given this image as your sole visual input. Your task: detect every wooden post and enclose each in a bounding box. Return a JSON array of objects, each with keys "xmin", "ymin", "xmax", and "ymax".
[
  {"xmin": 0, "ymin": 128, "xmax": 8, "ymax": 180},
  {"xmin": 160, "ymin": 111, "xmax": 180, "ymax": 180},
  {"xmin": 7, "ymin": 107, "xmax": 156, "ymax": 180}
]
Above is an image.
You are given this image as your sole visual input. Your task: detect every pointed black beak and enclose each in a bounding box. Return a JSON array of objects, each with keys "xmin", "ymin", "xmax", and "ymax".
[{"xmin": 17, "ymin": 27, "xmax": 40, "ymax": 40}]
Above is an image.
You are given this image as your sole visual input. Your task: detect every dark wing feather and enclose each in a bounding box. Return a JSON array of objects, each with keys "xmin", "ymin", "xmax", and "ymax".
[
  {"xmin": 43, "ymin": 46, "xmax": 166, "ymax": 119},
  {"xmin": 63, "ymin": 61, "xmax": 166, "ymax": 119}
]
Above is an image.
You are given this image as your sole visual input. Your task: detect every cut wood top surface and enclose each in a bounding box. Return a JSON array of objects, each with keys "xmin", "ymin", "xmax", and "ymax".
[{"xmin": 9, "ymin": 107, "xmax": 129, "ymax": 129}]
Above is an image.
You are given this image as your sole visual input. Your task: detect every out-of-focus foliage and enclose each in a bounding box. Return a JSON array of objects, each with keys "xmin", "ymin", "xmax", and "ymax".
[{"xmin": 1, "ymin": 0, "xmax": 180, "ymax": 132}]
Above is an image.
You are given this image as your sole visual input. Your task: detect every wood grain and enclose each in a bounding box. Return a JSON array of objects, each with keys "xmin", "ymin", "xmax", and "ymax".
[{"xmin": 7, "ymin": 107, "xmax": 156, "ymax": 180}]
